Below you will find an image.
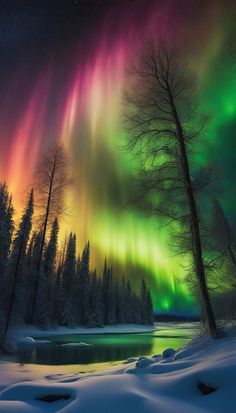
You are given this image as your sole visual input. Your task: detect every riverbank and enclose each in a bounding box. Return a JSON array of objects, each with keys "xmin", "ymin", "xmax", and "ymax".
[
  {"xmin": 12, "ymin": 323, "xmax": 156, "ymax": 341},
  {"xmin": 0, "ymin": 326, "xmax": 236, "ymax": 412}
]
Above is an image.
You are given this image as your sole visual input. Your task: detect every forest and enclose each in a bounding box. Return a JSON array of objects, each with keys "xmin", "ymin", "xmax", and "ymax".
[{"xmin": 0, "ymin": 177, "xmax": 154, "ymax": 350}]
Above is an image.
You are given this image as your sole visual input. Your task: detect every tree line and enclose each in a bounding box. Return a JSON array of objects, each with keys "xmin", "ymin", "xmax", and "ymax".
[{"xmin": 0, "ymin": 181, "xmax": 154, "ymax": 351}]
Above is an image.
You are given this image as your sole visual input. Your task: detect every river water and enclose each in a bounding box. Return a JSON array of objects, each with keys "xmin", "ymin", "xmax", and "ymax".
[{"xmin": 1, "ymin": 323, "xmax": 198, "ymax": 367}]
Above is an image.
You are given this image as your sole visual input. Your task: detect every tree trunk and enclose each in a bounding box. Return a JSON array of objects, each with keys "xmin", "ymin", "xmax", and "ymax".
[{"xmin": 167, "ymin": 87, "xmax": 217, "ymax": 337}]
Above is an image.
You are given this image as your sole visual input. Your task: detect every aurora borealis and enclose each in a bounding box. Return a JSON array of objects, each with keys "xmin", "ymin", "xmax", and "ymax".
[{"xmin": 0, "ymin": 0, "xmax": 236, "ymax": 314}]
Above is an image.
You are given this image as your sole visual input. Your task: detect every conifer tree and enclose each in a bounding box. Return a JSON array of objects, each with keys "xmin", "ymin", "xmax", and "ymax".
[
  {"xmin": 0, "ymin": 180, "xmax": 154, "ymax": 331},
  {"xmin": 139, "ymin": 280, "xmax": 154, "ymax": 325},
  {"xmin": 117, "ymin": 276, "xmax": 126, "ymax": 324},
  {"xmin": 59, "ymin": 233, "xmax": 76, "ymax": 326},
  {"xmin": 133, "ymin": 294, "xmax": 142, "ymax": 324},
  {"xmin": 24, "ymin": 232, "xmax": 36, "ymax": 320},
  {"xmin": 56, "ymin": 235, "xmax": 67, "ymax": 282},
  {"xmin": 125, "ymin": 280, "xmax": 133, "ymax": 323},
  {"xmin": 140, "ymin": 279, "xmax": 148, "ymax": 324},
  {"xmin": 78, "ymin": 242, "xmax": 90, "ymax": 325},
  {"xmin": 43, "ymin": 218, "xmax": 59, "ymax": 279},
  {"xmin": 25, "ymin": 232, "xmax": 43, "ymax": 323},
  {"xmin": 102, "ymin": 262, "xmax": 114, "ymax": 324},
  {"xmin": 0, "ymin": 183, "xmax": 14, "ymax": 277},
  {"xmin": 146, "ymin": 289, "xmax": 154, "ymax": 324},
  {"xmin": 0, "ymin": 190, "xmax": 33, "ymax": 350},
  {"xmin": 87, "ymin": 270, "xmax": 103, "ymax": 327},
  {"xmin": 35, "ymin": 218, "xmax": 59, "ymax": 328},
  {"xmin": 113, "ymin": 279, "xmax": 122, "ymax": 324},
  {"xmin": 54, "ymin": 235, "xmax": 68, "ymax": 324}
]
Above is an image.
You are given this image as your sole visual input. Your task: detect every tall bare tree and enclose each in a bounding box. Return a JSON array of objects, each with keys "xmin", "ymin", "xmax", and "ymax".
[
  {"xmin": 29, "ymin": 143, "xmax": 71, "ymax": 322},
  {"xmin": 123, "ymin": 39, "xmax": 217, "ymax": 337}
]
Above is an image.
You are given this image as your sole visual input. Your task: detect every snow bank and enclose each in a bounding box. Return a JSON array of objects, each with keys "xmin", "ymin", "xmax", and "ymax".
[
  {"xmin": 12, "ymin": 323, "xmax": 155, "ymax": 339},
  {"xmin": 1, "ymin": 327, "xmax": 236, "ymax": 412},
  {"xmin": 60, "ymin": 342, "xmax": 91, "ymax": 348},
  {"xmin": 17, "ymin": 337, "xmax": 35, "ymax": 344},
  {"xmin": 17, "ymin": 337, "xmax": 51, "ymax": 345}
]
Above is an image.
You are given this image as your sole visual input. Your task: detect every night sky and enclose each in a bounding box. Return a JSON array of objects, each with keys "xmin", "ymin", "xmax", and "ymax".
[{"xmin": 0, "ymin": 0, "xmax": 236, "ymax": 314}]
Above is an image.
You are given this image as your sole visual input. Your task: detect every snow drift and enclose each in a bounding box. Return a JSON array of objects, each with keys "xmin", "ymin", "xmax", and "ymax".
[{"xmin": 0, "ymin": 328, "xmax": 236, "ymax": 412}]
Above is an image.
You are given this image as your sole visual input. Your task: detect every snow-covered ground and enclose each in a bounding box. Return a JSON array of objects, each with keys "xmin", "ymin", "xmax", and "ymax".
[{"xmin": 0, "ymin": 326, "xmax": 236, "ymax": 412}]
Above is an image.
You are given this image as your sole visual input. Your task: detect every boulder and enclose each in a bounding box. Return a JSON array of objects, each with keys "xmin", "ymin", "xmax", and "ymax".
[
  {"xmin": 136, "ymin": 357, "xmax": 153, "ymax": 368},
  {"xmin": 162, "ymin": 348, "xmax": 176, "ymax": 358}
]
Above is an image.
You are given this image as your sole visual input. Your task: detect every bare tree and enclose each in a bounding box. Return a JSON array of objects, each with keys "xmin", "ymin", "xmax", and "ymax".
[
  {"xmin": 29, "ymin": 143, "xmax": 72, "ymax": 322},
  {"xmin": 123, "ymin": 39, "xmax": 217, "ymax": 337}
]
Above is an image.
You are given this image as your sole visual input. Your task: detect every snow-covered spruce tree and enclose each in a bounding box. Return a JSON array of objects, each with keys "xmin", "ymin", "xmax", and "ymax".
[
  {"xmin": 124, "ymin": 280, "xmax": 134, "ymax": 324},
  {"xmin": 0, "ymin": 190, "xmax": 33, "ymax": 351},
  {"xmin": 77, "ymin": 242, "xmax": 90, "ymax": 325},
  {"xmin": 53, "ymin": 235, "xmax": 68, "ymax": 321},
  {"xmin": 130, "ymin": 293, "xmax": 142, "ymax": 324},
  {"xmin": 140, "ymin": 280, "xmax": 154, "ymax": 325},
  {"xmin": 23, "ymin": 232, "xmax": 36, "ymax": 321},
  {"xmin": 113, "ymin": 279, "xmax": 123, "ymax": 324},
  {"xmin": 25, "ymin": 231, "xmax": 43, "ymax": 323},
  {"xmin": 96, "ymin": 277, "xmax": 104, "ymax": 324},
  {"xmin": 54, "ymin": 235, "xmax": 69, "ymax": 324},
  {"xmin": 71, "ymin": 254, "xmax": 81, "ymax": 325},
  {"xmin": 111, "ymin": 275, "xmax": 118, "ymax": 325},
  {"xmin": 117, "ymin": 276, "xmax": 126, "ymax": 324},
  {"xmin": 146, "ymin": 289, "xmax": 154, "ymax": 324},
  {"xmin": 87, "ymin": 270, "xmax": 104, "ymax": 327},
  {"xmin": 0, "ymin": 183, "xmax": 14, "ymax": 277},
  {"xmin": 59, "ymin": 233, "xmax": 76, "ymax": 326},
  {"xmin": 56, "ymin": 235, "xmax": 68, "ymax": 282},
  {"xmin": 34, "ymin": 218, "xmax": 59, "ymax": 328},
  {"xmin": 140, "ymin": 279, "xmax": 149, "ymax": 324},
  {"xmin": 102, "ymin": 262, "xmax": 115, "ymax": 325}
]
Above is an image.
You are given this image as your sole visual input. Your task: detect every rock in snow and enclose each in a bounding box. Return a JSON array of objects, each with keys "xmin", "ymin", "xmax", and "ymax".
[
  {"xmin": 136, "ymin": 356, "xmax": 154, "ymax": 368},
  {"xmin": 123, "ymin": 357, "xmax": 137, "ymax": 364},
  {"xmin": 162, "ymin": 348, "xmax": 176, "ymax": 358}
]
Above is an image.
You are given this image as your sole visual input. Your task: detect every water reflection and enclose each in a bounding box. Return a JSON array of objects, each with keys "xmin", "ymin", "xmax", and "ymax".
[{"xmin": 1, "ymin": 325, "xmax": 196, "ymax": 365}]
